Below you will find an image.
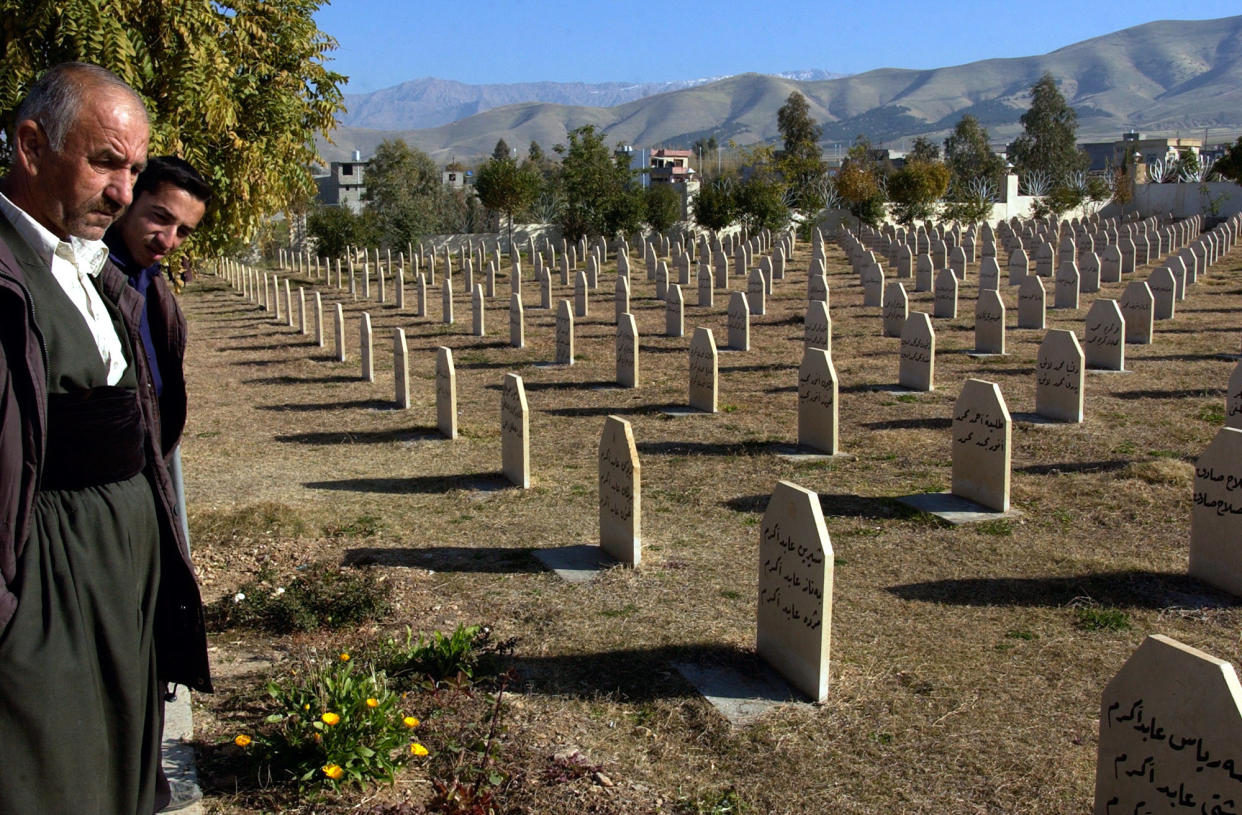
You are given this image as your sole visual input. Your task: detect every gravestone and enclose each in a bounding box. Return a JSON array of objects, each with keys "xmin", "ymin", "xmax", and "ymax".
[
  {"xmin": 697, "ymin": 264, "xmax": 714, "ymax": 307},
  {"xmin": 933, "ymin": 270, "xmax": 958, "ymax": 319},
  {"xmin": 1053, "ymin": 262, "xmax": 1080, "ymax": 310},
  {"xmin": 501, "ymin": 373, "xmax": 530, "ymax": 489},
  {"xmin": 509, "ymin": 293, "xmax": 524, "ymax": 348},
  {"xmin": 441, "ymin": 278, "xmax": 454, "ymax": 324},
  {"xmin": 314, "ymin": 292, "xmax": 324, "ymax": 347},
  {"xmin": 899, "ymin": 312, "xmax": 935, "ymax": 392},
  {"xmin": 798, "ymin": 347, "xmax": 839, "ymax": 455},
  {"xmin": 655, "ymin": 264, "xmax": 668, "ymax": 301},
  {"xmin": 1190, "ymin": 426, "xmax": 1242, "ymax": 596},
  {"xmin": 416, "ymin": 274, "xmax": 427, "ymax": 317},
  {"xmin": 689, "ymin": 327, "xmax": 718, "ymax": 413},
  {"xmin": 861, "ymin": 263, "xmax": 885, "ymax": 307},
  {"xmin": 1018, "ymin": 276, "xmax": 1046, "ymax": 330},
  {"xmin": 615, "ymin": 275, "xmax": 630, "ymax": 323},
  {"xmin": 617, "ymin": 313, "xmax": 638, "ymax": 388},
  {"xmin": 805, "ymin": 300, "xmax": 831, "ymax": 353},
  {"xmin": 1008, "ymin": 248, "xmax": 1029, "ymax": 285},
  {"xmin": 1084, "ymin": 299, "xmax": 1125, "ymax": 371},
  {"xmin": 359, "ymin": 312, "xmax": 374, "ymax": 382},
  {"xmin": 538, "ymin": 268, "xmax": 552, "ymax": 310},
  {"xmin": 1120, "ymin": 281, "xmax": 1154, "ymax": 344},
  {"xmin": 895, "ymin": 244, "xmax": 913, "ymax": 278},
  {"xmin": 1079, "ymin": 252, "xmax": 1101, "ymax": 293},
  {"xmin": 948, "ymin": 246, "xmax": 967, "ymax": 280},
  {"xmin": 915, "ymin": 253, "xmax": 934, "ymax": 292},
  {"xmin": 599, "ymin": 416, "xmax": 641, "ymax": 566},
  {"xmin": 334, "ymin": 303, "xmax": 346, "ymax": 362},
  {"xmin": 727, "ymin": 292, "xmax": 750, "ymax": 351},
  {"xmin": 1230, "ymin": 360, "xmax": 1242, "ymax": 430},
  {"xmin": 882, "ymin": 282, "xmax": 908, "ymax": 338},
  {"xmin": 1101, "ymin": 245, "xmax": 1122, "ymax": 283},
  {"xmin": 978, "ymin": 256, "xmax": 1000, "ymax": 291},
  {"xmin": 574, "ymin": 270, "xmax": 589, "ymax": 317},
  {"xmin": 1094, "ymin": 635, "xmax": 1242, "ymax": 815},
  {"xmin": 1147, "ymin": 267, "xmax": 1176, "ymax": 320},
  {"xmin": 555, "ymin": 299, "xmax": 574, "ymax": 365},
  {"xmin": 472, "ymin": 284, "xmax": 486, "ymax": 336},
  {"xmin": 666, "ymin": 283, "xmax": 685, "ymax": 338},
  {"xmin": 808, "ymin": 273, "xmax": 828, "ymax": 303},
  {"xmin": 436, "ymin": 346, "xmax": 457, "ymax": 439},
  {"xmin": 393, "ymin": 328, "xmax": 410, "ymax": 409},
  {"xmin": 1035, "ymin": 329, "xmax": 1084, "ymax": 422},
  {"xmin": 974, "ymin": 289, "xmax": 1006, "ymax": 355},
  {"xmin": 748, "ymin": 268, "xmax": 766, "ymax": 315},
  {"xmin": 757, "ymin": 480, "xmax": 833, "ymax": 703},
  {"xmin": 951, "ymin": 378, "xmax": 1011, "ymax": 512}
]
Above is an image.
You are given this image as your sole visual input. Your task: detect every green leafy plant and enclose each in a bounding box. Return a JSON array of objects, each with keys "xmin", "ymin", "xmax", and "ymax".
[
  {"xmin": 1073, "ymin": 606, "xmax": 1131, "ymax": 632},
  {"xmin": 426, "ymin": 675, "xmax": 513, "ymax": 814},
  {"xmin": 233, "ymin": 653, "xmax": 429, "ymax": 791},
  {"xmin": 675, "ymin": 787, "xmax": 751, "ymax": 814},
  {"xmin": 207, "ymin": 561, "xmax": 392, "ymax": 634},
  {"xmin": 374, "ymin": 624, "xmax": 504, "ymax": 685}
]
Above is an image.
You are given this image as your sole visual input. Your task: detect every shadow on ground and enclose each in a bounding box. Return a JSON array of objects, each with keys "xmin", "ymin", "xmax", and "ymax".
[
  {"xmin": 305, "ymin": 472, "xmax": 510, "ymax": 494},
  {"xmin": 344, "ymin": 545, "xmax": 540, "ymax": 573},
  {"xmin": 276, "ymin": 427, "xmax": 440, "ymax": 445},
  {"xmin": 887, "ymin": 570, "xmax": 1239, "ymax": 610}
]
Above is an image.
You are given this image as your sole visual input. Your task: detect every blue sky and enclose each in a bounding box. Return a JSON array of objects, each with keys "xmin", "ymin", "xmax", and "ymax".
[{"xmin": 315, "ymin": 2, "xmax": 1241, "ymax": 93}]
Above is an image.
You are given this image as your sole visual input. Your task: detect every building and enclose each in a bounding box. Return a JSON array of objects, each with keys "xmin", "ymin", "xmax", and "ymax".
[
  {"xmin": 648, "ymin": 148, "xmax": 695, "ymax": 184},
  {"xmin": 1080, "ymin": 132, "xmax": 1203, "ymax": 172},
  {"xmin": 315, "ymin": 151, "xmax": 368, "ymax": 214}
]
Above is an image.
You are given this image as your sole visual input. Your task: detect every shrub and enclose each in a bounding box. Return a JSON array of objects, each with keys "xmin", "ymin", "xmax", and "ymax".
[{"xmin": 207, "ymin": 560, "xmax": 392, "ymax": 634}]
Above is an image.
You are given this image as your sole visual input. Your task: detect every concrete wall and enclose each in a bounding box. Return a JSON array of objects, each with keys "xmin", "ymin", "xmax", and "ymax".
[{"xmin": 1124, "ymin": 181, "xmax": 1242, "ymax": 220}]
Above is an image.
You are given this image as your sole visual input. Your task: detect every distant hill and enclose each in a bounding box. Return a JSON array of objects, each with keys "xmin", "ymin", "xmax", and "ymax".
[
  {"xmin": 339, "ymin": 71, "xmax": 845, "ymax": 130},
  {"xmin": 319, "ymin": 17, "xmax": 1242, "ymax": 164}
]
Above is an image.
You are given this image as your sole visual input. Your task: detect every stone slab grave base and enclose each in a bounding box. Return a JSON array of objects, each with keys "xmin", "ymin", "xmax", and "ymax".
[
  {"xmin": 871, "ymin": 385, "xmax": 925, "ymax": 395},
  {"xmin": 1010, "ymin": 412, "xmax": 1072, "ymax": 426},
  {"xmin": 895, "ymin": 492, "xmax": 1022, "ymax": 526},
  {"xmin": 533, "ymin": 362, "xmax": 572, "ymax": 369},
  {"xmin": 533, "ymin": 545, "xmax": 616, "ymax": 583},
  {"xmin": 770, "ymin": 444, "xmax": 857, "ymax": 464},
  {"xmin": 1086, "ymin": 367, "xmax": 1131, "ymax": 375},
  {"xmin": 660, "ymin": 407, "xmax": 713, "ymax": 418},
  {"xmin": 674, "ymin": 661, "xmax": 814, "ymax": 727},
  {"xmin": 965, "ymin": 352, "xmax": 1006, "ymax": 359}
]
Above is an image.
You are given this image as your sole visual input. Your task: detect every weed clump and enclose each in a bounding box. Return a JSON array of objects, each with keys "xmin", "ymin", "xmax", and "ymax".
[{"xmin": 207, "ymin": 560, "xmax": 392, "ymax": 633}]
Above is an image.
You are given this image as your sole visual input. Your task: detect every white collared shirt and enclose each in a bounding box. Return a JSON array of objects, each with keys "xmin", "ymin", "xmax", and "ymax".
[{"xmin": 0, "ymin": 192, "xmax": 127, "ymax": 385}]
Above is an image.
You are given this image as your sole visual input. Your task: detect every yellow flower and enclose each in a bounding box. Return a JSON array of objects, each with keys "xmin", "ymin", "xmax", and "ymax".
[
  {"xmin": 410, "ymin": 743, "xmax": 429, "ymax": 757},
  {"xmin": 322, "ymin": 763, "xmax": 344, "ymax": 780},
  {"xmin": 403, "ymin": 716, "xmax": 420, "ymax": 729},
  {"xmin": 304, "ymin": 704, "xmax": 311, "ymax": 710},
  {"xmin": 321, "ymin": 712, "xmax": 341, "ymax": 726},
  {"xmin": 339, "ymin": 652, "xmax": 350, "ymax": 662},
  {"xmin": 366, "ymin": 698, "xmax": 379, "ymax": 708},
  {"xmin": 233, "ymin": 734, "xmax": 252, "ymax": 748}
]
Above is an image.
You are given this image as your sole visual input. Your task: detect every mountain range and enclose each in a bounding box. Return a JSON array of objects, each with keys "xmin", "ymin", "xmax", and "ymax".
[{"xmin": 318, "ymin": 16, "xmax": 1242, "ymax": 164}]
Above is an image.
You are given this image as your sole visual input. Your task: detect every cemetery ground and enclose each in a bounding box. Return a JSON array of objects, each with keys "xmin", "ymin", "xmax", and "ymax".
[{"xmin": 187, "ymin": 235, "xmax": 1242, "ymax": 814}]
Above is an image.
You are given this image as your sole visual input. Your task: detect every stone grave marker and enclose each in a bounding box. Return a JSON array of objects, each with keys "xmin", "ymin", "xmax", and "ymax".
[
  {"xmin": 555, "ymin": 299, "xmax": 574, "ymax": 364},
  {"xmin": 1054, "ymin": 262, "xmax": 1080, "ymax": 310},
  {"xmin": 656, "ymin": 263, "xmax": 669, "ymax": 301},
  {"xmin": 313, "ymin": 292, "xmax": 324, "ymax": 347},
  {"xmin": 666, "ymin": 283, "xmax": 685, "ymax": 338},
  {"xmin": 895, "ymin": 244, "xmax": 913, "ymax": 278},
  {"xmin": 1094, "ymin": 634, "xmax": 1242, "ymax": 815},
  {"xmin": 1120, "ymin": 281, "xmax": 1154, "ymax": 344},
  {"xmin": 359, "ymin": 312, "xmax": 374, "ymax": 382},
  {"xmin": 978, "ymin": 256, "xmax": 1000, "ymax": 291},
  {"xmin": 798, "ymin": 347, "xmax": 839, "ymax": 455},
  {"xmin": 1190, "ymin": 426, "xmax": 1242, "ymax": 596},
  {"xmin": 952, "ymin": 378, "xmax": 1011, "ymax": 512},
  {"xmin": 1079, "ymin": 252, "xmax": 1101, "ymax": 293},
  {"xmin": 748, "ymin": 268, "xmax": 766, "ymax": 315},
  {"xmin": 1008, "ymin": 248, "xmax": 1029, "ymax": 286},
  {"xmin": 757, "ymin": 480, "xmax": 833, "ymax": 703},
  {"xmin": 899, "ymin": 312, "xmax": 935, "ymax": 391},
  {"xmin": 915, "ymin": 253, "xmax": 934, "ymax": 292},
  {"xmin": 1167, "ymin": 255, "xmax": 1187, "ymax": 300},
  {"xmin": 974, "ymin": 289, "xmax": 1006, "ymax": 355},
  {"xmin": 949, "ymin": 246, "xmax": 967, "ymax": 280},
  {"xmin": 1018, "ymin": 276, "xmax": 1046, "ymax": 329},
  {"xmin": 861, "ymin": 263, "xmax": 885, "ymax": 307},
  {"xmin": 436, "ymin": 346, "xmax": 457, "ymax": 439},
  {"xmin": 728, "ymin": 291, "xmax": 750, "ymax": 351},
  {"xmin": 614, "ymin": 272, "xmax": 631, "ymax": 324},
  {"xmin": 1101, "ymin": 245, "xmax": 1122, "ymax": 283},
  {"xmin": 933, "ymin": 269, "xmax": 958, "ymax": 319},
  {"xmin": 1035, "ymin": 329, "xmax": 1084, "ymax": 422},
  {"xmin": 334, "ymin": 303, "xmax": 346, "ymax": 362},
  {"xmin": 394, "ymin": 328, "xmax": 410, "ymax": 409},
  {"xmin": 1147, "ymin": 266, "xmax": 1176, "ymax": 320},
  {"xmin": 509, "ymin": 293, "xmax": 524, "ymax": 348},
  {"xmin": 808, "ymin": 273, "xmax": 828, "ymax": 304},
  {"xmin": 501, "ymin": 373, "xmax": 530, "ymax": 489},
  {"xmin": 415, "ymin": 274, "xmax": 427, "ymax": 317},
  {"xmin": 805, "ymin": 300, "xmax": 831, "ymax": 353},
  {"xmin": 574, "ymin": 270, "xmax": 589, "ymax": 317},
  {"xmin": 882, "ymin": 281, "xmax": 908, "ymax": 338},
  {"xmin": 689, "ymin": 327, "xmax": 718, "ymax": 413},
  {"xmin": 599, "ymin": 416, "xmax": 641, "ymax": 566},
  {"xmin": 1226, "ymin": 360, "xmax": 1242, "ymax": 430},
  {"xmin": 441, "ymin": 278, "xmax": 454, "ymax": 324},
  {"xmin": 697, "ymin": 263, "xmax": 714, "ymax": 307},
  {"xmin": 617, "ymin": 313, "xmax": 639, "ymax": 388},
  {"xmin": 1084, "ymin": 299, "xmax": 1125, "ymax": 371},
  {"xmin": 472, "ymin": 283, "xmax": 486, "ymax": 336}
]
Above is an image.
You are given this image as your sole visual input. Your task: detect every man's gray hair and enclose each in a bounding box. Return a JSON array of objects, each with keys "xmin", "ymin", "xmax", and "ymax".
[{"xmin": 13, "ymin": 62, "xmax": 148, "ymax": 155}]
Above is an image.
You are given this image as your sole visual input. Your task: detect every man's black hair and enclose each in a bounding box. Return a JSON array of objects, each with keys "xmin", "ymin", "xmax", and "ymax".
[{"xmin": 134, "ymin": 156, "xmax": 212, "ymax": 206}]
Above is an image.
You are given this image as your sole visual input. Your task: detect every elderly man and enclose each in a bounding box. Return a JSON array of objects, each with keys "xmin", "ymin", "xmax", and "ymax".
[{"xmin": 0, "ymin": 63, "xmax": 210, "ymax": 815}]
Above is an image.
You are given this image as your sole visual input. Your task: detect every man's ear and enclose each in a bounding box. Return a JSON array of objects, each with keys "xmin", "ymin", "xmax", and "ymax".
[{"xmin": 12, "ymin": 119, "xmax": 47, "ymax": 177}]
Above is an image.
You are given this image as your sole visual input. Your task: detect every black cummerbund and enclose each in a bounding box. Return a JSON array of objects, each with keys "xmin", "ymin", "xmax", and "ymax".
[{"xmin": 41, "ymin": 386, "xmax": 146, "ymax": 491}]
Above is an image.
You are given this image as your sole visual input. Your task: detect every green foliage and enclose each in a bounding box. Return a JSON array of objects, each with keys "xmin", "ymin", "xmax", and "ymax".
[
  {"xmin": 1073, "ymin": 606, "xmax": 1131, "ymax": 632},
  {"xmin": 733, "ymin": 175, "xmax": 789, "ymax": 232},
  {"xmin": 836, "ymin": 163, "xmax": 883, "ymax": 227},
  {"xmin": 693, "ymin": 178, "xmax": 737, "ymax": 231},
  {"xmin": 943, "ymin": 114, "xmax": 1007, "ymax": 198},
  {"xmin": 490, "ymin": 138, "xmax": 511, "ymax": 161},
  {"xmin": 364, "ymin": 139, "xmax": 459, "ymax": 248},
  {"xmin": 676, "ymin": 787, "xmax": 751, "ymax": 814},
  {"xmin": 236, "ymin": 653, "xmax": 426, "ymax": 790},
  {"xmin": 644, "ymin": 183, "xmax": 682, "ymax": 232},
  {"xmin": 908, "ymin": 137, "xmax": 941, "ymax": 163},
  {"xmin": 373, "ymin": 624, "xmax": 501, "ymax": 684},
  {"xmin": 553, "ymin": 125, "xmax": 641, "ymax": 241},
  {"xmin": 1215, "ymin": 137, "xmax": 1242, "ymax": 183},
  {"xmin": 1007, "ymin": 73, "xmax": 1088, "ymax": 180},
  {"xmin": 207, "ymin": 561, "xmax": 392, "ymax": 634},
  {"xmin": 307, "ymin": 204, "xmax": 376, "ymax": 259},
  {"xmin": 776, "ymin": 91, "xmax": 827, "ymax": 214},
  {"xmin": 887, "ymin": 160, "xmax": 950, "ymax": 225},
  {"xmin": 0, "ymin": 0, "xmax": 345, "ymax": 258},
  {"xmin": 1031, "ymin": 182, "xmax": 1085, "ymax": 219},
  {"xmin": 474, "ymin": 155, "xmax": 541, "ymax": 251}
]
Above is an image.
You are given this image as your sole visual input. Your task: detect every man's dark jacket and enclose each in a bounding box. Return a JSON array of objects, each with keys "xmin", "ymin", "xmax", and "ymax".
[{"xmin": 0, "ymin": 230, "xmax": 211, "ymax": 692}]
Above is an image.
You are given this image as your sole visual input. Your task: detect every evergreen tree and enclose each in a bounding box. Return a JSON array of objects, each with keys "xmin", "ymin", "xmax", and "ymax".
[
  {"xmin": 492, "ymin": 139, "xmax": 512, "ymax": 161},
  {"xmin": 943, "ymin": 114, "xmax": 1007, "ymax": 196},
  {"xmin": 1007, "ymin": 73, "xmax": 1088, "ymax": 181},
  {"xmin": 1215, "ymin": 137, "xmax": 1242, "ymax": 183},
  {"xmin": 643, "ymin": 184, "xmax": 681, "ymax": 233},
  {"xmin": 776, "ymin": 91, "xmax": 827, "ymax": 214},
  {"xmin": 475, "ymin": 155, "xmax": 541, "ymax": 252},
  {"xmin": 553, "ymin": 126, "xmax": 640, "ymax": 240},
  {"xmin": 363, "ymin": 139, "xmax": 455, "ymax": 246}
]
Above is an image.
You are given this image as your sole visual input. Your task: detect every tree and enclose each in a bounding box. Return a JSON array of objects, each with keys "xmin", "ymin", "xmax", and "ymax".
[
  {"xmin": 692, "ymin": 135, "xmax": 719, "ymax": 176},
  {"xmin": 836, "ymin": 136, "xmax": 887, "ymax": 227},
  {"xmin": 1007, "ymin": 73, "xmax": 1088, "ymax": 184},
  {"xmin": 0, "ymin": 0, "xmax": 345, "ymax": 258},
  {"xmin": 307, "ymin": 204, "xmax": 375, "ymax": 258},
  {"xmin": 692, "ymin": 178, "xmax": 736, "ymax": 231},
  {"xmin": 643, "ymin": 183, "xmax": 681, "ymax": 233},
  {"xmin": 734, "ymin": 176, "xmax": 790, "ymax": 232},
  {"xmin": 887, "ymin": 160, "xmax": 950, "ymax": 225},
  {"xmin": 474, "ymin": 155, "xmax": 540, "ymax": 252},
  {"xmin": 491, "ymin": 139, "xmax": 512, "ymax": 161},
  {"xmin": 553, "ymin": 126, "xmax": 639, "ymax": 241},
  {"xmin": 908, "ymin": 137, "xmax": 941, "ymax": 164},
  {"xmin": 363, "ymin": 139, "xmax": 453, "ymax": 247},
  {"xmin": 776, "ymin": 91, "xmax": 828, "ymax": 215},
  {"xmin": 943, "ymin": 114, "xmax": 1007, "ymax": 198},
  {"xmin": 1215, "ymin": 137, "xmax": 1242, "ymax": 183}
]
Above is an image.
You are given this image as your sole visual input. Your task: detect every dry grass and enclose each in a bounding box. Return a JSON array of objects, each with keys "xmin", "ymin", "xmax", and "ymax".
[{"xmin": 185, "ymin": 230, "xmax": 1242, "ymax": 814}]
